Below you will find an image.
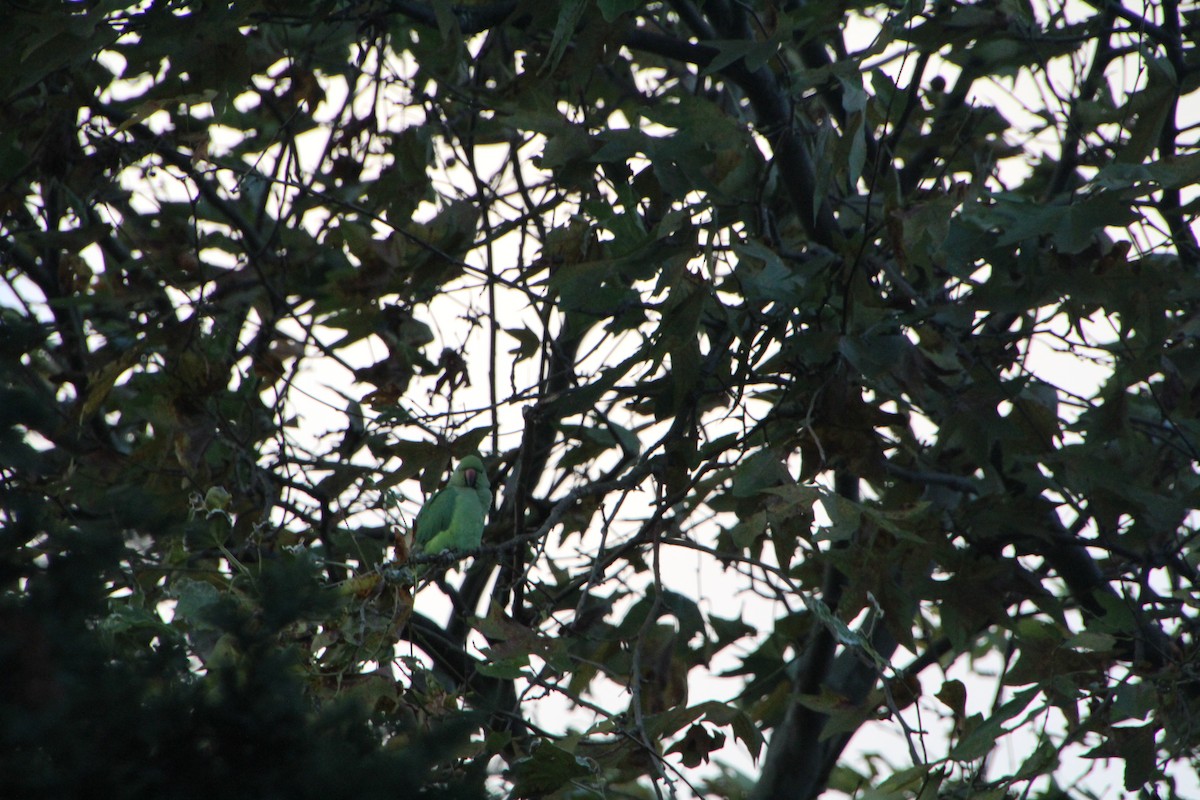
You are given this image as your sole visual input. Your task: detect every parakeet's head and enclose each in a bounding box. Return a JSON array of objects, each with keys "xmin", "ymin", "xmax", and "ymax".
[{"xmin": 454, "ymin": 455, "xmax": 487, "ymax": 489}]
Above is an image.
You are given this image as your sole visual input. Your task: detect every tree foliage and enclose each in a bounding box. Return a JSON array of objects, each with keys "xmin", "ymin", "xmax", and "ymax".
[{"xmin": 3, "ymin": 1, "xmax": 1200, "ymax": 798}]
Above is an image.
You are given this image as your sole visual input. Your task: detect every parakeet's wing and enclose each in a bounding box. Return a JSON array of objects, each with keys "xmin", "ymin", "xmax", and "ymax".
[
  {"xmin": 414, "ymin": 486, "xmax": 457, "ymax": 548},
  {"xmin": 419, "ymin": 485, "xmax": 486, "ymax": 553}
]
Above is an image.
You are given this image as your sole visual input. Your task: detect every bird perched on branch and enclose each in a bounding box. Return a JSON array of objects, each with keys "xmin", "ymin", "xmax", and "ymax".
[{"xmin": 413, "ymin": 455, "xmax": 491, "ymax": 556}]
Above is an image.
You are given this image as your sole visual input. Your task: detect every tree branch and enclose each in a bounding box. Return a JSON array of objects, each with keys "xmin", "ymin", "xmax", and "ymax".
[{"xmin": 623, "ymin": 29, "xmax": 839, "ymax": 246}]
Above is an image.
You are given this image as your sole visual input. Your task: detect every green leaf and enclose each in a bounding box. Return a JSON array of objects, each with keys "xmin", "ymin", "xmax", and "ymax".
[
  {"xmin": 1012, "ymin": 741, "xmax": 1059, "ymax": 780},
  {"xmin": 1115, "ymin": 58, "xmax": 1177, "ymax": 165},
  {"xmin": 950, "ymin": 687, "xmax": 1040, "ymax": 761},
  {"xmin": 1063, "ymin": 630, "xmax": 1116, "ymax": 653},
  {"xmin": 541, "ymin": 0, "xmax": 588, "ymax": 74},
  {"xmin": 877, "ymin": 764, "xmax": 930, "ymax": 793},
  {"xmin": 1082, "ymin": 724, "xmax": 1160, "ymax": 790},
  {"xmin": 428, "ymin": 0, "xmax": 462, "ymax": 45},
  {"xmin": 504, "ymin": 326, "xmax": 541, "ymax": 362},
  {"xmin": 477, "ymin": 656, "xmax": 528, "ymax": 679},
  {"xmin": 507, "ymin": 743, "xmax": 593, "ymax": 798},
  {"xmin": 666, "ymin": 724, "xmax": 727, "ymax": 768},
  {"xmin": 731, "ymin": 450, "xmax": 791, "ymax": 498},
  {"xmin": 991, "ymin": 192, "xmax": 1135, "ymax": 254},
  {"xmin": 171, "ymin": 578, "xmax": 223, "ymax": 628},
  {"xmin": 597, "ymin": 0, "xmax": 640, "ymax": 21},
  {"xmin": 936, "ymin": 679, "xmax": 967, "ymax": 718},
  {"xmin": 607, "ymin": 419, "xmax": 641, "ymax": 458},
  {"xmin": 700, "ymin": 39, "xmax": 780, "ymax": 76}
]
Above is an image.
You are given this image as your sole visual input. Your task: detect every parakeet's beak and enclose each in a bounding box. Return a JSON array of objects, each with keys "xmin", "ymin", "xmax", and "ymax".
[{"xmin": 464, "ymin": 468, "xmax": 478, "ymax": 487}]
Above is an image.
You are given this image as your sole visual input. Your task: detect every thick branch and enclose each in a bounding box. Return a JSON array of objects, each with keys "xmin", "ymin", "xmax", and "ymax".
[
  {"xmin": 384, "ymin": 0, "xmax": 517, "ymax": 34},
  {"xmin": 624, "ymin": 30, "xmax": 839, "ymax": 246},
  {"xmin": 752, "ymin": 471, "xmax": 861, "ymax": 800}
]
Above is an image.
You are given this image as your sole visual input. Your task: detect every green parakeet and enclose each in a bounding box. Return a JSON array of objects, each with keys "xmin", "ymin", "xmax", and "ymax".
[{"xmin": 414, "ymin": 456, "xmax": 491, "ymax": 555}]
